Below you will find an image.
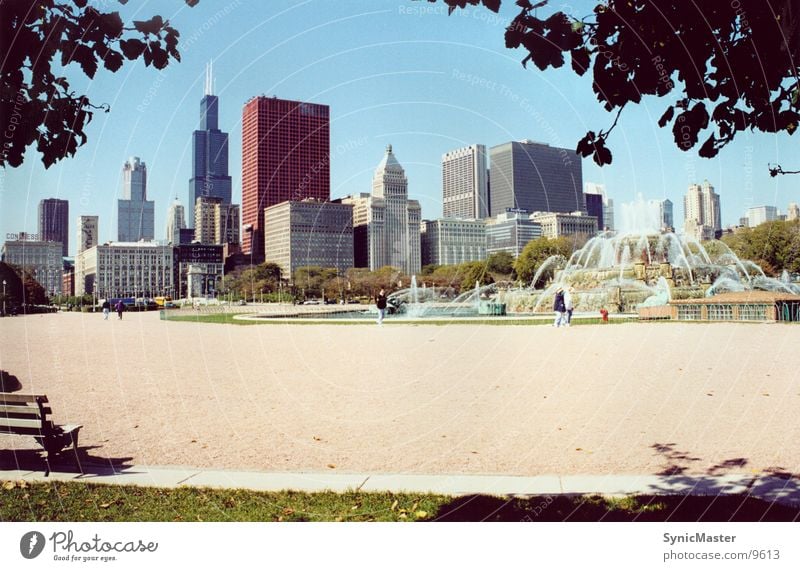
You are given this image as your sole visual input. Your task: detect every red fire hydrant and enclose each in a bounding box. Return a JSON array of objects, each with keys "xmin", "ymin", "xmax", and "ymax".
[{"xmin": 599, "ymin": 308, "xmax": 609, "ymax": 323}]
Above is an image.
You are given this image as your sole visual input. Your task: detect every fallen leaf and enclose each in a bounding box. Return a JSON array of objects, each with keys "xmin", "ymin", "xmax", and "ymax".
[
  {"xmin": 327, "ymin": 464, "xmax": 336, "ymax": 469},
  {"xmin": 282, "ymin": 507, "xmax": 294, "ymax": 516},
  {"xmin": 415, "ymin": 510, "xmax": 428, "ymax": 518},
  {"xmin": 576, "ymin": 448, "xmax": 583, "ymax": 451},
  {"xmin": 313, "ymin": 436, "xmax": 322, "ymax": 441},
  {"xmin": 2, "ymin": 481, "xmax": 15, "ymax": 490},
  {"xmin": 99, "ymin": 502, "xmax": 112, "ymax": 509},
  {"xmin": 17, "ymin": 480, "xmax": 27, "ymax": 489},
  {"xmin": 398, "ymin": 513, "xmax": 407, "ymax": 519}
]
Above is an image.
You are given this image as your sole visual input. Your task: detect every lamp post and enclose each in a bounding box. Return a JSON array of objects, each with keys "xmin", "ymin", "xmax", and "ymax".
[{"xmin": 2, "ymin": 279, "xmax": 6, "ymax": 317}]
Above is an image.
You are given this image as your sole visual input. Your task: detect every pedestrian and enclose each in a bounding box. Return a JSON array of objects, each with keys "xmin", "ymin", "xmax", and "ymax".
[
  {"xmin": 375, "ymin": 288, "xmax": 387, "ymax": 326},
  {"xmin": 553, "ymin": 287, "xmax": 566, "ymax": 327},
  {"xmin": 101, "ymin": 299, "xmax": 110, "ymax": 320},
  {"xmin": 563, "ymin": 286, "xmax": 574, "ymax": 326},
  {"xmin": 115, "ymin": 299, "xmax": 125, "ymax": 320}
]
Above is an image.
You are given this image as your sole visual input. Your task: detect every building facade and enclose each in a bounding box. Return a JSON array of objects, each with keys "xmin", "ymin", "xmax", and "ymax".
[
  {"xmin": 194, "ymin": 196, "xmax": 240, "ymax": 245},
  {"xmin": 77, "ymin": 215, "xmax": 98, "ymax": 254},
  {"xmin": 684, "ymin": 180, "xmax": 720, "ymax": 239},
  {"xmin": 241, "ymin": 96, "xmax": 330, "ymax": 260},
  {"xmin": 1, "ymin": 239, "xmax": 64, "ymax": 295},
  {"xmin": 489, "ymin": 140, "xmax": 584, "ymax": 217},
  {"xmin": 647, "ymin": 198, "xmax": 674, "ymax": 231},
  {"xmin": 188, "ymin": 63, "xmax": 232, "ymax": 227},
  {"xmin": 76, "ymin": 242, "xmax": 173, "ymax": 299},
  {"xmin": 263, "ymin": 200, "xmax": 353, "ymax": 276},
  {"xmin": 339, "ymin": 146, "xmax": 421, "ymax": 274},
  {"xmin": 531, "ymin": 211, "xmax": 599, "ymax": 239},
  {"xmin": 442, "ymin": 144, "xmax": 489, "ymax": 219},
  {"xmin": 38, "ymin": 198, "xmax": 69, "ymax": 256},
  {"xmin": 165, "ymin": 199, "xmax": 186, "ymax": 245},
  {"xmin": 174, "ymin": 243, "xmax": 224, "ymax": 299},
  {"xmin": 531, "ymin": 212, "xmax": 597, "ymax": 238},
  {"xmin": 787, "ymin": 202, "xmax": 799, "ymax": 221},
  {"xmin": 118, "ymin": 156, "xmax": 155, "ymax": 242},
  {"xmin": 584, "ymin": 193, "xmax": 604, "ymax": 231},
  {"xmin": 485, "ymin": 210, "xmax": 542, "ymax": 257},
  {"xmin": 584, "ymin": 182, "xmax": 614, "ymax": 231},
  {"xmin": 745, "ymin": 205, "xmax": 778, "ymax": 227},
  {"xmin": 420, "ymin": 218, "xmax": 486, "ymax": 266}
]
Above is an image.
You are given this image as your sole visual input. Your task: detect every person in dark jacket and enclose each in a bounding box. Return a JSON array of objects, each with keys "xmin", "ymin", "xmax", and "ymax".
[
  {"xmin": 115, "ymin": 299, "xmax": 125, "ymax": 320},
  {"xmin": 553, "ymin": 287, "xmax": 566, "ymax": 327},
  {"xmin": 101, "ymin": 300, "xmax": 111, "ymax": 320},
  {"xmin": 375, "ymin": 288, "xmax": 387, "ymax": 326}
]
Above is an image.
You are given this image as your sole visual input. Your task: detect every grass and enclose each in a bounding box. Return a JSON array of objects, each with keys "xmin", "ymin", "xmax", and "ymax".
[
  {"xmin": 2, "ymin": 481, "xmax": 798, "ymax": 522},
  {"xmin": 162, "ymin": 312, "xmax": 629, "ymax": 327}
]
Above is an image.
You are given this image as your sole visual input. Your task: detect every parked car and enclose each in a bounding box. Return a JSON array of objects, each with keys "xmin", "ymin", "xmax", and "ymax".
[{"xmin": 238, "ymin": 299, "xmax": 247, "ymax": 306}]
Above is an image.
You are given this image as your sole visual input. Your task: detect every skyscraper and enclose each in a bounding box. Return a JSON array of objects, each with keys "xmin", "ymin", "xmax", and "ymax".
[
  {"xmin": 117, "ymin": 156, "xmax": 155, "ymax": 242},
  {"xmin": 188, "ymin": 62, "xmax": 232, "ymax": 227},
  {"xmin": 194, "ymin": 196, "xmax": 240, "ymax": 245},
  {"xmin": 683, "ymin": 180, "xmax": 720, "ymax": 239},
  {"xmin": 787, "ymin": 202, "xmax": 800, "ymax": 221},
  {"xmin": 76, "ymin": 215, "xmax": 98, "ymax": 254},
  {"xmin": 442, "ymin": 144, "xmax": 489, "ymax": 219},
  {"xmin": 584, "ymin": 182, "xmax": 614, "ymax": 230},
  {"xmin": 338, "ymin": 146, "xmax": 420, "ymax": 274},
  {"xmin": 489, "ymin": 140, "xmax": 583, "ymax": 217},
  {"xmin": 647, "ymin": 199, "xmax": 674, "ymax": 230},
  {"xmin": 38, "ymin": 198, "xmax": 69, "ymax": 256},
  {"xmin": 241, "ymin": 96, "xmax": 330, "ymax": 261},
  {"xmin": 165, "ymin": 198, "xmax": 186, "ymax": 245}
]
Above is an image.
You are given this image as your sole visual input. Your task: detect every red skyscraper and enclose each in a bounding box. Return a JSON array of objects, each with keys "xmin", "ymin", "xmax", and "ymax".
[{"xmin": 241, "ymin": 96, "xmax": 330, "ymax": 260}]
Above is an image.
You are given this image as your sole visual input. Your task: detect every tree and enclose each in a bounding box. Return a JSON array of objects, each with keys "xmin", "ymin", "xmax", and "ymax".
[
  {"xmin": 486, "ymin": 251, "xmax": 515, "ymax": 276},
  {"xmin": 293, "ymin": 266, "xmax": 339, "ymax": 299},
  {"xmin": 458, "ymin": 261, "xmax": 494, "ymax": 291},
  {"xmin": 427, "ymin": 0, "xmax": 800, "ymax": 166},
  {"xmin": 720, "ymin": 220, "xmax": 800, "ymax": 275},
  {"xmin": 1, "ymin": 0, "xmax": 198, "ymax": 169},
  {"xmin": 514, "ymin": 236, "xmax": 573, "ymax": 285},
  {"xmin": 21, "ymin": 269, "xmax": 49, "ymax": 305}
]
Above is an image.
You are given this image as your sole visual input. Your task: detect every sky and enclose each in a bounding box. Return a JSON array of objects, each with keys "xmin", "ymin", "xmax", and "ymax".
[{"xmin": 1, "ymin": 0, "xmax": 798, "ymax": 256}]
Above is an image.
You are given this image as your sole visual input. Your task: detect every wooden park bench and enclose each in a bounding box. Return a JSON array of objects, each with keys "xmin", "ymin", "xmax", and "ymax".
[{"xmin": 0, "ymin": 394, "xmax": 83, "ymax": 476}]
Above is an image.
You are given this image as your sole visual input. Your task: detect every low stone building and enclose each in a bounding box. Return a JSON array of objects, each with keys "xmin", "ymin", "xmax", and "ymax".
[{"xmin": 666, "ymin": 291, "xmax": 800, "ymax": 322}]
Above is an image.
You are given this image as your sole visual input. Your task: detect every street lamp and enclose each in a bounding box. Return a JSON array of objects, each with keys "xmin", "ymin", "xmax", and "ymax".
[{"xmin": 2, "ymin": 279, "xmax": 6, "ymax": 317}]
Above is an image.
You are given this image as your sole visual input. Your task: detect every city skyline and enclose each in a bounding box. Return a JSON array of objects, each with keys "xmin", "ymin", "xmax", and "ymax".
[{"xmin": 2, "ymin": 1, "xmax": 796, "ymax": 251}]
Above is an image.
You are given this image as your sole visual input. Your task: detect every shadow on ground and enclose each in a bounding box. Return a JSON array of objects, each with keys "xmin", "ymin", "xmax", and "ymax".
[
  {"xmin": 0, "ymin": 447, "xmax": 134, "ymax": 477},
  {"xmin": 431, "ymin": 494, "xmax": 800, "ymax": 522},
  {"xmin": 0, "ymin": 370, "xmax": 22, "ymax": 392}
]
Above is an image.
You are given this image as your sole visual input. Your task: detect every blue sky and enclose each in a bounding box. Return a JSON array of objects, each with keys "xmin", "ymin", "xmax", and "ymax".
[{"xmin": 1, "ymin": 0, "xmax": 797, "ymax": 254}]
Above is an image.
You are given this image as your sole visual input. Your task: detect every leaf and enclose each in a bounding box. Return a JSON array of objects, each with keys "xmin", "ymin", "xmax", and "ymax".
[
  {"xmin": 576, "ymin": 131, "xmax": 596, "ymax": 157},
  {"xmin": 571, "ymin": 47, "xmax": 590, "ymax": 75},
  {"xmin": 2, "ymin": 481, "xmax": 16, "ymax": 490},
  {"xmin": 119, "ymin": 38, "xmax": 145, "ymax": 59},
  {"xmin": 698, "ymin": 134, "xmax": 719, "ymax": 158},
  {"xmin": 186, "ymin": 0, "xmax": 200, "ymax": 6},
  {"xmin": 657, "ymin": 106, "xmax": 674, "ymax": 128},
  {"xmin": 73, "ymin": 44, "xmax": 98, "ymax": 78},
  {"xmin": 591, "ymin": 139, "xmax": 612, "ymax": 166},
  {"xmin": 103, "ymin": 50, "xmax": 123, "ymax": 72},
  {"xmin": 415, "ymin": 510, "xmax": 429, "ymax": 518},
  {"xmin": 134, "ymin": 15, "xmax": 164, "ymax": 35},
  {"xmin": 482, "ymin": 0, "xmax": 500, "ymax": 12}
]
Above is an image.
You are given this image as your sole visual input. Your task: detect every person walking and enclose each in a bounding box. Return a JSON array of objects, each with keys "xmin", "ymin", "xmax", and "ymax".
[
  {"xmin": 553, "ymin": 287, "xmax": 566, "ymax": 327},
  {"xmin": 563, "ymin": 286, "xmax": 574, "ymax": 326},
  {"xmin": 101, "ymin": 299, "xmax": 110, "ymax": 320},
  {"xmin": 375, "ymin": 288, "xmax": 387, "ymax": 326},
  {"xmin": 115, "ymin": 299, "xmax": 125, "ymax": 320}
]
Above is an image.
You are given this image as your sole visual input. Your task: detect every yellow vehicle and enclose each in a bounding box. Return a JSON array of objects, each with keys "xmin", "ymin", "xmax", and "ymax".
[{"xmin": 154, "ymin": 296, "xmax": 172, "ymax": 308}]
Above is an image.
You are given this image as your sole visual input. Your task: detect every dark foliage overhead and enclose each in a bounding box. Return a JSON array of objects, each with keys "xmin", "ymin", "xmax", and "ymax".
[
  {"xmin": 0, "ymin": 0, "xmax": 197, "ymax": 169},
  {"xmin": 427, "ymin": 0, "xmax": 800, "ymax": 167}
]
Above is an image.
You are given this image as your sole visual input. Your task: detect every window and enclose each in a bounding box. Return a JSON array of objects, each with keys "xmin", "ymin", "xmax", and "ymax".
[{"xmin": 677, "ymin": 305, "xmax": 701, "ymax": 320}]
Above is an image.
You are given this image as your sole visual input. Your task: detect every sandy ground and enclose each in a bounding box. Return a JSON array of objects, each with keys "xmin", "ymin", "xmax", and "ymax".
[{"xmin": 1, "ymin": 311, "xmax": 799, "ymax": 477}]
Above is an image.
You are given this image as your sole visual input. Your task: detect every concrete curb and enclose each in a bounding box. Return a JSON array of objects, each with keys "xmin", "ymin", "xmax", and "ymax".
[{"xmin": 2, "ymin": 465, "xmax": 798, "ymax": 507}]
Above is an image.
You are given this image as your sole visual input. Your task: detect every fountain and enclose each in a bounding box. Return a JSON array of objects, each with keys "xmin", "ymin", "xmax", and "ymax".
[{"xmin": 504, "ymin": 194, "xmax": 800, "ymax": 314}]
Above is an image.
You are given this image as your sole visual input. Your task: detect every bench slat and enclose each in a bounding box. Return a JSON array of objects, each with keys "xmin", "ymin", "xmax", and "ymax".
[
  {"xmin": 0, "ymin": 404, "xmax": 49, "ymax": 416},
  {"xmin": 0, "ymin": 394, "xmax": 49, "ymax": 404},
  {"xmin": 0, "ymin": 426, "xmax": 47, "ymax": 436},
  {"xmin": 0, "ymin": 417, "xmax": 44, "ymax": 430}
]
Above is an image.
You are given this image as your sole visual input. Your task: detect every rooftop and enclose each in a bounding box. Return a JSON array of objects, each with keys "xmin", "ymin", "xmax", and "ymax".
[{"xmin": 671, "ymin": 291, "xmax": 800, "ymax": 305}]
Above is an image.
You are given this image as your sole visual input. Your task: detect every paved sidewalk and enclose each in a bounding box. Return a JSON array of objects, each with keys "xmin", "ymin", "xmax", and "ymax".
[{"xmin": 2, "ymin": 465, "xmax": 799, "ymax": 506}]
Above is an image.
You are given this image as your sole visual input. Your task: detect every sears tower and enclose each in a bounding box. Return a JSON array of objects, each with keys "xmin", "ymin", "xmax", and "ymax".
[{"xmin": 188, "ymin": 62, "xmax": 232, "ymax": 226}]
